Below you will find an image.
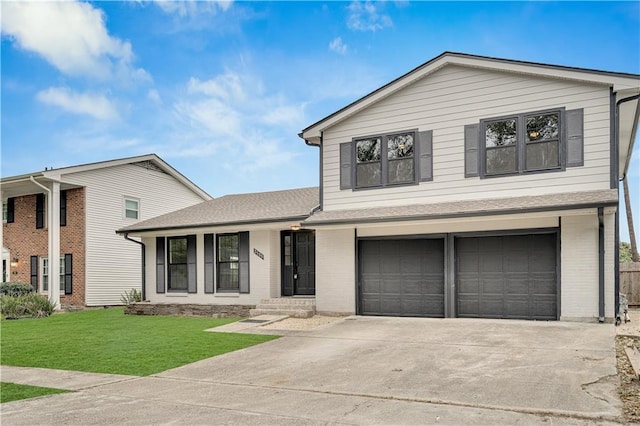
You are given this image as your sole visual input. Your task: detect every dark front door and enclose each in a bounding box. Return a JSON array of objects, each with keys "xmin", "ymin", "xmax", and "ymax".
[{"xmin": 281, "ymin": 230, "xmax": 316, "ymax": 296}]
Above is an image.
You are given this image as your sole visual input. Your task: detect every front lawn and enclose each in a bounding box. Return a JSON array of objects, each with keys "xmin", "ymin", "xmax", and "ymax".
[
  {"xmin": 1, "ymin": 308, "xmax": 277, "ymax": 376},
  {"xmin": 1, "ymin": 382, "xmax": 68, "ymax": 403}
]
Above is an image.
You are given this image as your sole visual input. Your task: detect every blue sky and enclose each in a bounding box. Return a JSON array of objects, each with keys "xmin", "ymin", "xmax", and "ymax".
[{"xmin": 1, "ymin": 1, "xmax": 639, "ymax": 241}]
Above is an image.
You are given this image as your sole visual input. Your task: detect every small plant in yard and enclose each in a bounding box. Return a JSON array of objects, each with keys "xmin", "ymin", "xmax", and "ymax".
[
  {"xmin": 120, "ymin": 288, "xmax": 142, "ymax": 305},
  {"xmin": 1, "ymin": 293, "xmax": 56, "ymax": 319},
  {"xmin": 0, "ymin": 282, "xmax": 34, "ymax": 297}
]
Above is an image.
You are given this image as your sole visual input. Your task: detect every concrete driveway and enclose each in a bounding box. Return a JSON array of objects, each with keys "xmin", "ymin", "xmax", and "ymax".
[{"xmin": 1, "ymin": 316, "xmax": 622, "ymax": 425}]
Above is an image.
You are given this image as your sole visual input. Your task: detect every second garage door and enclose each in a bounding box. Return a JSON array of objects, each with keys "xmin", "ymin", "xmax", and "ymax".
[
  {"xmin": 359, "ymin": 239, "xmax": 445, "ymax": 317},
  {"xmin": 456, "ymin": 233, "xmax": 558, "ymax": 320}
]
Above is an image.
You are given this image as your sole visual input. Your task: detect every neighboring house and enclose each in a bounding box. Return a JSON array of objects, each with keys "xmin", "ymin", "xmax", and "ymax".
[
  {"xmin": 1, "ymin": 154, "xmax": 211, "ymax": 308},
  {"xmin": 119, "ymin": 52, "xmax": 639, "ymax": 322}
]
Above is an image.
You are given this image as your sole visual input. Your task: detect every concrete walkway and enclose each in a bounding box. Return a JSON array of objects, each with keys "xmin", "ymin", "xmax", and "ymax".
[{"xmin": 1, "ymin": 317, "xmax": 624, "ymax": 425}]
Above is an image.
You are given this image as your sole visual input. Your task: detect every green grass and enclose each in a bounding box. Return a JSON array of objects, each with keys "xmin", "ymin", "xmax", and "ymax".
[
  {"xmin": 1, "ymin": 308, "xmax": 277, "ymax": 376},
  {"xmin": 1, "ymin": 382, "xmax": 69, "ymax": 403}
]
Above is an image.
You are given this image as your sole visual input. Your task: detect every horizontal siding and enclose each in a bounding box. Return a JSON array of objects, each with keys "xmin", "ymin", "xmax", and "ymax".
[
  {"xmin": 62, "ymin": 164, "xmax": 207, "ymax": 306},
  {"xmin": 322, "ymin": 65, "xmax": 612, "ymax": 211}
]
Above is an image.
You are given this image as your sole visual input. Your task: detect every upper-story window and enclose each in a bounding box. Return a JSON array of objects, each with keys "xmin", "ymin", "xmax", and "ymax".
[
  {"xmin": 354, "ymin": 131, "xmax": 417, "ymax": 188},
  {"xmin": 2, "ymin": 202, "xmax": 7, "ymax": 222},
  {"xmin": 482, "ymin": 109, "xmax": 562, "ymax": 177},
  {"xmin": 124, "ymin": 198, "xmax": 139, "ymax": 219}
]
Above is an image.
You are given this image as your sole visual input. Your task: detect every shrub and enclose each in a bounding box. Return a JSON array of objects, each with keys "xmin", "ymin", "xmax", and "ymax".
[
  {"xmin": 0, "ymin": 282, "xmax": 34, "ymax": 297},
  {"xmin": 1, "ymin": 294, "xmax": 56, "ymax": 319},
  {"xmin": 120, "ymin": 288, "xmax": 142, "ymax": 305}
]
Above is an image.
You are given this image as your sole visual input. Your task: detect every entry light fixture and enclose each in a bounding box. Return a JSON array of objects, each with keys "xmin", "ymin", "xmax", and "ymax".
[
  {"xmin": 10, "ymin": 257, "xmax": 19, "ymax": 268},
  {"xmin": 290, "ymin": 224, "xmax": 301, "ymax": 231}
]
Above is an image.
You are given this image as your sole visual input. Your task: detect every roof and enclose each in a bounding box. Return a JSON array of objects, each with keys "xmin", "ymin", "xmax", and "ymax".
[
  {"xmin": 118, "ymin": 187, "xmax": 319, "ymax": 233},
  {"xmin": 1, "ymin": 154, "xmax": 211, "ymax": 200},
  {"xmin": 299, "ymin": 52, "xmax": 640, "ymax": 178},
  {"xmin": 303, "ymin": 189, "xmax": 618, "ymax": 226}
]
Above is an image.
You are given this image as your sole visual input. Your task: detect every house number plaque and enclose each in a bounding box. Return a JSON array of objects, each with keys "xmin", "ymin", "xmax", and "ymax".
[{"xmin": 253, "ymin": 248, "xmax": 264, "ymax": 260}]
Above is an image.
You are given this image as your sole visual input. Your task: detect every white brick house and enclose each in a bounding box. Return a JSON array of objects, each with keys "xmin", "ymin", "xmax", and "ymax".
[{"xmin": 120, "ymin": 53, "xmax": 639, "ymax": 322}]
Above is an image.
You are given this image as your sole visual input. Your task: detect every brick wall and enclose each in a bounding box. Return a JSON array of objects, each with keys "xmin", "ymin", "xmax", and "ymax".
[{"xmin": 3, "ymin": 188, "xmax": 86, "ymax": 307}]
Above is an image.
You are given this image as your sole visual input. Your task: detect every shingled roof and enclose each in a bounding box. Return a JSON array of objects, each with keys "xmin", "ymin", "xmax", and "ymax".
[
  {"xmin": 118, "ymin": 187, "xmax": 319, "ymax": 233},
  {"xmin": 303, "ymin": 189, "xmax": 618, "ymax": 225}
]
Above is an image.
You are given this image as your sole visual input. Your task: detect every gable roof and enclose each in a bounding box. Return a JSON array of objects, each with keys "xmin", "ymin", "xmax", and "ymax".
[
  {"xmin": 300, "ymin": 52, "xmax": 640, "ymax": 142},
  {"xmin": 1, "ymin": 154, "xmax": 211, "ymax": 200},
  {"xmin": 299, "ymin": 52, "xmax": 640, "ymax": 178},
  {"xmin": 118, "ymin": 187, "xmax": 319, "ymax": 234}
]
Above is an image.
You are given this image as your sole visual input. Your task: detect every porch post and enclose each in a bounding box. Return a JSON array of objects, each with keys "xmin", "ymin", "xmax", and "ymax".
[{"xmin": 49, "ymin": 182, "xmax": 61, "ymax": 309}]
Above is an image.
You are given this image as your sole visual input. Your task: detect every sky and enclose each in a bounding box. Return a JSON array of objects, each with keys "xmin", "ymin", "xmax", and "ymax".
[{"xmin": 1, "ymin": 1, "xmax": 639, "ymax": 242}]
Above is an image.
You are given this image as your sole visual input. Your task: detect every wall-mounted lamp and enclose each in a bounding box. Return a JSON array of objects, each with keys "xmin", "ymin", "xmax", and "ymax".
[
  {"xmin": 10, "ymin": 257, "xmax": 19, "ymax": 268},
  {"xmin": 290, "ymin": 224, "xmax": 301, "ymax": 231}
]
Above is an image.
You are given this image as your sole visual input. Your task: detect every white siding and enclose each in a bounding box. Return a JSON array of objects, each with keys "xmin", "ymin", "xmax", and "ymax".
[
  {"xmin": 62, "ymin": 163, "xmax": 207, "ymax": 306},
  {"xmin": 322, "ymin": 65, "xmax": 611, "ymax": 211},
  {"xmin": 143, "ymin": 230, "xmax": 277, "ymax": 305},
  {"xmin": 315, "ymin": 228, "xmax": 355, "ymax": 314}
]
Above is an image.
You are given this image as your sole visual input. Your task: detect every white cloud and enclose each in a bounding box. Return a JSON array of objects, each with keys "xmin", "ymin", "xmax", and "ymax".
[
  {"xmin": 36, "ymin": 87, "xmax": 119, "ymax": 121},
  {"xmin": 329, "ymin": 37, "xmax": 348, "ymax": 55},
  {"xmin": 347, "ymin": 1, "xmax": 393, "ymax": 32},
  {"xmin": 147, "ymin": 89, "xmax": 162, "ymax": 105},
  {"xmin": 168, "ymin": 70, "xmax": 304, "ymax": 171},
  {"xmin": 154, "ymin": 0, "xmax": 233, "ymax": 17},
  {"xmin": 1, "ymin": 1, "xmax": 147, "ymax": 81}
]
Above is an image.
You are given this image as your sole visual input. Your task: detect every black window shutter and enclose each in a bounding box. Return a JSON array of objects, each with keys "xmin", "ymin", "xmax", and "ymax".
[
  {"xmin": 7, "ymin": 198, "xmax": 15, "ymax": 223},
  {"xmin": 64, "ymin": 254, "xmax": 73, "ymax": 295},
  {"xmin": 238, "ymin": 231, "xmax": 250, "ymax": 293},
  {"xmin": 30, "ymin": 256, "xmax": 38, "ymax": 291},
  {"xmin": 187, "ymin": 235, "xmax": 197, "ymax": 293},
  {"xmin": 156, "ymin": 237, "xmax": 165, "ymax": 293},
  {"xmin": 464, "ymin": 124, "xmax": 480, "ymax": 177},
  {"xmin": 339, "ymin": 142, "xmax": 352, "ymax": 189},
  {"xmin": 60, "ymin": 190, "xmax": 67, "ymax": 227},
  {"xmin": 566, "ymin": 108, "xmax": 584, "ymax": 167},
  {"xmin": 36, "ymin": 194, "xmax": 45, "ymax": 229},
  {"xmin": 418, "ymin": 130, "xmax": 433, "ymax": 182},
  {"xmin": 204, "ymin": 234, "xmax": 215, "ymax": 293}
]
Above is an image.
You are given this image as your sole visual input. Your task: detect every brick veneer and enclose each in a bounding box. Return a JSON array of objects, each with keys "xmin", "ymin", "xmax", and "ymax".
[{"xmin": 3, "ymin": 188, "xmax": 86, "ymax": 307}]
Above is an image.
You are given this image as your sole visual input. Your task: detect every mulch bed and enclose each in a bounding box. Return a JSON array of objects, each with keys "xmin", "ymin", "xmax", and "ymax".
[{"xmin": 616, "ymin": 335, "xmax": 640, "ymax": 423}]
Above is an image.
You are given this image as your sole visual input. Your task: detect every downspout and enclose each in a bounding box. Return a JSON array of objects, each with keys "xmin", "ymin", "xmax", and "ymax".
[
  {"xmin": 123, "ymin": 233, "xmax": 146, "ymax": 301},
  {"xmin": 304, "ymin": 133, "xmax": 323, "ymax": 212},
  {"xmin": 598, "ymin": 207, "xmax": 605, "ymax": 323},
  {"xmin": 614, "ymin": 93, "xmax": 640, "ymax": 321}
]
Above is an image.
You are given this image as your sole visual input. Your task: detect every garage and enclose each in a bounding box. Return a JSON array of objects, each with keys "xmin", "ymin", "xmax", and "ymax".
[
  {"xmin": 456, "ymin": 233, "xmax": 558, "ymax": 320},
  {"xmin": 358, "ymin": 239, "xmax": 445, "ymax": 317}
]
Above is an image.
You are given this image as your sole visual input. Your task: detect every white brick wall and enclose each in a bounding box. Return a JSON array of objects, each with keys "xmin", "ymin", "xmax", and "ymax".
[
  {"xmin": 315, "ymin": 228, "xmax": 356, "ymax": 314},
  {"xmin": 560, "ymin": 213, "xmax": 599, "ymax": 319}
]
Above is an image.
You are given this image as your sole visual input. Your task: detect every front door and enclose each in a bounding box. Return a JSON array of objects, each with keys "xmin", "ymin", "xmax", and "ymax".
[{"xmin": 281, "ymin": 230, "xmax": 316, "ymax": 296}]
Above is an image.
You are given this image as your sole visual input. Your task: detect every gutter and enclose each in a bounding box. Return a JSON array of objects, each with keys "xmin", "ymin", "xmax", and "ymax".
[
  {"xmin": 122, "ymin": 233, "xmax": 146, "ymax": 301},
  {"xmin": 616, "ymin": 93, "xmax": 640, "ymax": 180}
]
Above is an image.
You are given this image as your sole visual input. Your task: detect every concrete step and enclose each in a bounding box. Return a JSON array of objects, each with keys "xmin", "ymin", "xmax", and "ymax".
[
  {"xmin": 254, "ymin": 303, "xmax": 316, "ymax": 311},
  {"xmin": 249, "ymin": 309, "xmax": 315, "ymax": 319},
  {"xmin": 259, "ymin": 298, "xmax": 316, "ymax": 306}
]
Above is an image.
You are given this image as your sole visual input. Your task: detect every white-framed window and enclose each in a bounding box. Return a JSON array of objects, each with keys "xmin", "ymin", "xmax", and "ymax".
[
  {"xmin": 41, "ymin": 257, "xmax": 65, "ymax": 292},
  {"xmin": 124, "ymin": 197, "xmax": 139, "ymax": 220},
  {"xmin": 2, "ymin": 202, "xmax": 7, "ymax": 223}
]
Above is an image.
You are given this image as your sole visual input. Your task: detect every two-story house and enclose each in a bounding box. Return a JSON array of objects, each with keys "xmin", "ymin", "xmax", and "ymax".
[
  {"xmin": 1, "ymin": 154, "xmax": 211, "ymax": 308},
  {"xmin": 118, "ymin": 53, "xmax": 639, "ymax": 322}
]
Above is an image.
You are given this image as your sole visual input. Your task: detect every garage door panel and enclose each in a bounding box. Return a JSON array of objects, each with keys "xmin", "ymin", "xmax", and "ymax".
[
  {"xmin": 359, "ymin": 239, "xmax": 444, "ymax": 317},
  {"xmin": 456, "ymin": 233, "xmax": 557, "ymax": 321}
]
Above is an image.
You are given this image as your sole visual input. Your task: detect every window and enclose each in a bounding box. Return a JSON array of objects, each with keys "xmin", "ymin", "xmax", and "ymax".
[
  {"xmin": 168, "ymin": 237, "xmax": 188, "ymax": 291},
  {"xmin": 2, "ymin": 203, "xmax": 6, "ymax": 222},
  {"xmin": 125, "ymin": 198, "xmax": 139, "ymax": 219},
  {"xmin": 217, "ymin": 234, "xmax": 239, "ymax": 291},
  {"xmin": 42, "ymin": 257, "xmax": 65, "ymax": 292},
  {"xmin": 481, "ymin": 109, "xmax": 562, "ymax": 176},
  {"xmin": 353, "ymin": 131, "xmax": 417, "ymax": 188}
]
